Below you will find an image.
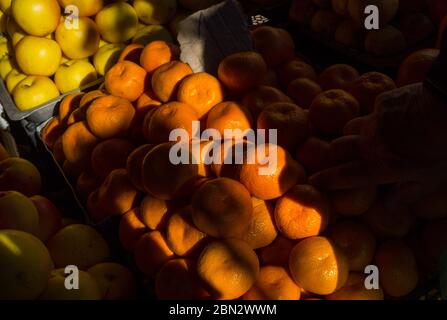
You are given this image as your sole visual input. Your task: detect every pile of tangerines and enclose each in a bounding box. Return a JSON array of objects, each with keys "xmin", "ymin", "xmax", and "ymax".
[{"xmin": 41, "ymin": 25, "xmax": 446, "ymax": 300}]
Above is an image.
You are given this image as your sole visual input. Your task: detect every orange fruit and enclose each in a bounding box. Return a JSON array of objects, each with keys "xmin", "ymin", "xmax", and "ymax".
[
  {"xmin": 242, "ymin": 85, "xmax": 292, "ymax": 119},
  {"xmin": 274, "ymin": 185, "xmax": 329, "ymax": 240},
  {"xmin": 119, "ymin": 208, "xmax": 147, "ymax": 251},
  {"xmin": 289, "ymin": 236, "xmax": 349, "ymax": 295},
  {"xmin": 58, "ymin": 93, "xmax": 83, "ymax": 126},
  {"xmin": 191, "ymin": 178, "xmax": 253, "ymax": 238},
  {"xmin": 329, "ymin": 220, "xmax": 376, "ymax": 271},
  {"xmin": 240, "ymin": 143, "xmax": 306, "ymax": 200},
  {"xmin": 329, "ymin": 186, "xmax": 377, "ymax": 216},
  {"xmin": 309, "ymin": 89, "xmax": 359, "ymax": 136},
  {"xmin": 259, "ymin": 235, "xmax": 296, "ymax": 266},
  {"xmin": 126, "ymin": 144, "xmax": 155, "ymax": 191},
  {"xmin": 62, "ymin": 121, "xmax": 100, "ymax": 168},
  {"xmin": 374, "ymin": 240, "xmax": 418, "ymax": 297},
  {"xmin": 243, "ymin": 265, "xmax": 301, "ymax": 300},
  {"xmin": 397, "ymin": 48, "xmax": 440, "ymax": 87},
  {"xmin": 139, "ymin": 194, "xmax": 170, "ymax": 230},
  {"xmin": 139, "ymin": 41, "xmax": 179, "ymax": 74},
  {"xmin": 243, "ymin": 197, "xmax": 278, "ymax": 249},
  {"xmin": 151, "ymin": 60, "xmax": 193, "ymax": 102},
  {"xmin": 135, "ymin": 89, "xmax": 162, "ymax": 118},
  {"xmin": 197, "ymin": 239, "xmax": 260, "ymax": 300},
  {"xmin": 166, "ymin": 206, "xmax": 208, "ymax": 257},
  {"xmin": 287, "ymin": 78, "xmax": 322, "ymax": 109},
  {"xmin": 41, "ymin": 118, "xmax": 65, "ymax": 150},
  {"xmin": 257, "ymin": 102, "xmax": 309, "ymax": 150},
  {"xmin": 104, "ymin": 60, "xmax": 148, "ymax": 102},
  {"xmin": 347, "ymin": 72, "xmax": 396, "ymax": 114},
  {"xmin": 76, "ymin": 170, "xmax": 102, "ymax": 200},
  {"xmin": 142, "ymin": 142, "xmax": 201, "ymax": 200},
  {"xmin": 362, "ymin": 201, "xmax": 413, "ymax": 239},
  {"xmin": 206, "ymin": 101, "xmax": 253, "ymax": 137},
  {"xmin": 86, "ymin": 95, "xmax": 135, "ymax": 139},
  {"xmin": 218, "ymin": 51, "xmax": 267, "ymax": 93},
  {"xmin": 279, "ymin": 59, "xmax": 317, "ymax": 88},
  {"xmin": 119, "ymin": 43, "xmax": 144, "ymax": 64},
  {"xmin": 177, "ymin": 72, "xmax": 225, "ymax": 119},
  {"xmin": 155, "ymin": 259, "xmax": 210, "ymax": 300},
  {"xmin": 318, "ymin": 64, "xmax": 360, "ymax": 91},
  {"xmin": 326, "ymin": 273, "xmax": 384, "ymax": 300},
  {"xmin": 414, "ymin": 188, "xmax": 447, "ymax": 220},
  {"xmin": 295, "ymin": 136, "xmax": 332, "ymax": 174},
  {"xmin": 79, "ymin": 90, "xmax": 107, "ymax": 109},
  {"xmin": 91, "ymin": 138, "xmax": 136, "ymax": 178},
  {"xmin": 134, "ymin": 231, "xmax": 175, "ymax": 279},
  {"xmin": 251, "ymin": 26, "xmax": 295, "ymax": 67},
  {"xmin": 143, "ymin": 101, "xmax": 199, "ymax": 144}
]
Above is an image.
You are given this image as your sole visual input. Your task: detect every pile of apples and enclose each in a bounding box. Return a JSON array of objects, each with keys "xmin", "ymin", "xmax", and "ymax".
[
  {"xmin": 289, "ymin": 0, "xmax": 441, "ymax": 57},
  {"xmin": 0, "ymin": 0, "xmax": 222, "ymax": 112}
]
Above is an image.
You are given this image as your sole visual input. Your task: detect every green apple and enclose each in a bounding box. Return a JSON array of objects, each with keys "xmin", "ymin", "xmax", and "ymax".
[
  {"xmin": 12, "ymin": 0, "xmax": 61, "ymax": 36},
  {"xmin": 132, "ymin": 25, "xmax": 173, "ymax": 46},
  {"xmin": 132, "ymin": 0, "xmax": 176, "ymax": 25},
  {"xmin": 5, "ymin": 68, "xmax": 27, "ymax": 93},
  {"xmin": 55, "ymin": 59, "xmax": 98, "ymax": 93},
  {"xmin": 93, "ymin": 43, "xmax": 126, "ymax": 76},
  {"xmin": 13, "ymin": 76, "xmax": 60, "ymax": 110}
]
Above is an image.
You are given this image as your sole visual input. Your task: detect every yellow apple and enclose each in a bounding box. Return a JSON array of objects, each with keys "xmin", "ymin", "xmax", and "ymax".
[
  {"xmin": 15, "ymin": 36, "xmax": 61, "ymax": 76},
  {"xmin": 12, "ymin": 0, "xmax": 61, "ymax": 37},
  {"xmin": 55, "ymin": 17, "xmax": 100, "ymax": 60},
  {"xmin": 0, "ymin": 230, "xmax": 53, "ymax": 300},
  {"xmin": 0, "ymin": 36, "xmax": 10, "ymax": 59},
  {"xmin": 95, "ymin": 2, "xmax": 138, "ymax": 43},
  {"xmin": 132, "ymin": 0, "xmax": 176, "ymax": 25},
  {"xmin": 132, "ymin": 24, "xmax": 173, "ymax": 46},
  {"xmin": 0, "ymin": 191, "xmax": 39, "ymax": 235},
  {"xmin": 57, "ymin": 0, "xmax": 104, "ymax": 17},
  {"xmin": 93, "ymin": 43, "xmax": 125, "ymax": 76},
  {"xmin": 6, "ymin": 17, "xmax": 26, "ymax": 47},
  {"xmin": 13, "ymin": 76, "xmax": 60, "ymax": 110},
  {"xmin": 6, "ymin": 68, "xmax": 27, "ymax": 93},
  {"xmin": 0, "ymin": 55, "xmax": 13, "ymax": 79},
  {"xmin": 0, "ymin": 0, "xmax": 11, "ymax": 15},
  {"xmin": 0, "ymin": 9, "xmax": 7, "ymax": 33},
  {"xmin": 99, "ymin": 38, "xmax": 109, "ymax": 48},
  {"xmin": 55, "ymin": 59, "xmax": 98, "ymax": 93}
]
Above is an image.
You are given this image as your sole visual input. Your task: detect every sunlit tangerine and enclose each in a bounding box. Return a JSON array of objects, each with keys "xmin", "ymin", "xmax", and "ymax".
[
  {"xmin": 279, "ymin": 59, "xmax": 317, "ymax": 88},
  {"xmin": 217, "ymin": 51, "xmax": 267, "ymax": 92},
  {"xmin": 275, "ymin": 185, "xmax": 329, "ymax": 240},
  {"xmin": 191, "ymin": 178, "xmax": 253, "ymax": 239},
  {"xmin": 309, "ymin": 89, "xmax": 359, "ymax": 136},
  {"xmin": 240, "ymin": 144, "xmax": 306, "ymax": 200},
  {"xmin": 118, "ymin": 43, "xmax": 144, "ymax": 64},
  {"xmin": 289, "ymin": 236, "xmax": 349, "ymax": 295},
  {"xmin": 206, "ymin": 101, "xmax": 253, "ymax": 137},
  {"xmin": 197, "ymin": 239, "xmax": 260, "ymax": 300},
  {"xmin": 155, "ymin": 258, "xmax": 210, "ymax": 300},
  {"xmin": 242, "ymin": 85, "xmax": 292, "ymax": 119},
  {"xmin": 58, "ymin": 93, "xmax": 82, "ymax": 126},
  {"xmin": 329, "ymin": 220, "xmax": 376, "ymax": 271},
  {"xmin": 140, "ymin": 40, "xmax": 179, "ymax": 74},
  {"xmin": 105, "ymin": 60, "xmax": 147, "ymax": 102},
  {"xmin": 144, "ymin": 101, "xmax": 199, "ymax": 144},
  {"xmin": 347, "ymin": 72, "xmax": 396, "ymax": 114},
  {"xmin": 243, "ymin": 197, "xmax": 278, "ymax": 249},
  {"xmin": 119, "ymin": 208, "xmax": 147, "ymax": 251},
  {"xmin": 243, "ymin": 265, "xmax": 301, "ymax": 300},
  {"xmin": 139, "ymin": 195, "xmax": 170, "ymax": 231},
  {"xmin": 134, "ymin": 231, "xmax": 175, "ymax": 279},
  {"xmin": 41, "ymin": 117, "xmax": 65, "ymax": 150},
  {"xmin": 257, "ymin": 102, "xmax": 309, "ymax": 150},
  {"xmin": 90, "ymin": 138, "xmax": 136, "ymax": 178},
  {"xmin": 86, "ymin": 95, "xmax": 136, "ymax": 139},
  {"xmin": 287, "ymin": 78, "xmax": 322, "ymax": 109},
  {"xmin": 151, "ymin": 60, "xmax": 193, "ymax": 102},
  {"xmin": 166, "ymin": 206, "xmax": 208, "ymax": 257},
  {"xmin": 142, "ymin": 142, "xmax": 200, "ymax": 200},
  {"xmin": 61, "ymin": 121, "xmax": 100, "ymax": 168},
  {"xmin": 177, "ymin": 72, "xmax": 225, "ymax": 119},
  {"xmin": 318, "ymin": 64, "xmax": 360, "ymax": 91},
  {"xmin": 135, "ymin": 89, "xmax": 162, "ymax": 118}
]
